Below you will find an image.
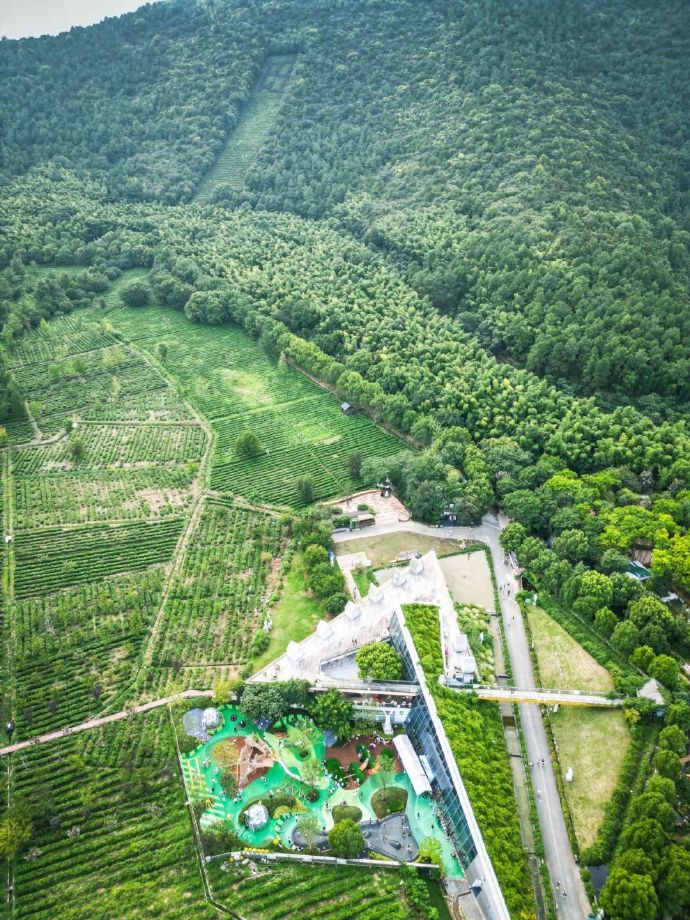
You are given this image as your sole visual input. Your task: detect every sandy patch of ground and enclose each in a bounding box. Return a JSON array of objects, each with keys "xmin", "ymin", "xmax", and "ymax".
[
  {"xmin": 438, "ymin": 551, "xmax": 495, "ymax": 610},
  {"xmin": 328, "ymin": 490, "xmax": 410, "ymax": 526},
  {"xmin": 336, "ymin": 531, "xmax": 466, "ymax": 568},
  {"xmin": 527, "ymin": 606, "xmax": 613, "ymax": 692}
]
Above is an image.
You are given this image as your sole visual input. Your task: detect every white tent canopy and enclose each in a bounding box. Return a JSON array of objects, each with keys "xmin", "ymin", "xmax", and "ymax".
[
  {"xmin": 344, "ymin": 601, "xmax": 361, "ymax": 620},
  {"xmin": 393, "ymin": 734, "xmax": 432, "ymax": 796},
  {"xmin": 316, "ymin": 620, "xmax": 334, "ymax": 640},
  {"xmin": 286, "ymin": 640, "xmax": 305, "ymax": 662}
]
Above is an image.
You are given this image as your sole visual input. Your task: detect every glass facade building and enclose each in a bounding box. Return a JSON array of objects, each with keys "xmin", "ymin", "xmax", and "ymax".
[
  {"xmin": 405, "ymin": 693, "xmax": 478, "ymax": 868},
  {"xmin": 389, "ymin": 610, "xmax": 478, "ymax": 870}
]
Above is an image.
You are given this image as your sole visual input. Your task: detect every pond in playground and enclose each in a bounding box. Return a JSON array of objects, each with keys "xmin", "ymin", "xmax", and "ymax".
[{"xmin": 180, "ymin": 705, "xmax": 463, "ymax": 878}]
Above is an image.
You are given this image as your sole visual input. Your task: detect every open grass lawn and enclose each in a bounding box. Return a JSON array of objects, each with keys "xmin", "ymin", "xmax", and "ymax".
[
  {"xmin": 371, "ymin": 786, "xmax": 408, "ymax": 818},
  {"xmin": 528, "ymin": 605, "xmax": 631, "ymax": 849},
  {"xmin": 335, "ymin": 532, "xmax": 465, "ymax": 569},
  {"xmin": 249, "ymin": 551, "xmax": 325, "ymax": 673},
  {"xmin": 549, "ymin": 707, "xmax": 631, "ymax": 850},
  {"xmin": 527, "ymin": 605, "xmax": 613, "ymax": 692}
]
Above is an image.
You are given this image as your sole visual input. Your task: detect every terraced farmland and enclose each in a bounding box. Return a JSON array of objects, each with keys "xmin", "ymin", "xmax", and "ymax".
[
  {"xmin": 103, "ymin": 302, "xmax": 402, "ymax": 505},
  {"xmin": 14, "ymin": 518, "xmax": 184, "ymax": 598},
  {"xmin": 148, "ymin": 496, "xmax": 290, "ymax": 693},
  {"xmin": 207, "ymin": 860, "xmax": 422, "ymax": 920},
  {"xmin": 9, "ymin": 709, "xmax": 214, "ymax": 920},
  {"xmin": 194, "ymin": 54, "xmax": 296, "ymax": 202},
  {"xmin": 13, "ymin": 570, "xmax": 165, "ymax": 735}
]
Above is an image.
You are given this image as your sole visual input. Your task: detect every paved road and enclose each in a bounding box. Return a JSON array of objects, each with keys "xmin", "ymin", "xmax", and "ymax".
[
  {"xmin": 334, "ymin": 515, "xmax": 592, "ymax": 919},
  {"xmin": 0, "ymin": 689, "xmax": 212, "ymax": 757}
]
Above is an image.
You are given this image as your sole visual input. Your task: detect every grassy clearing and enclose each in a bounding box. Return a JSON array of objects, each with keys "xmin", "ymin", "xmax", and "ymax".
[
  {"xmin": 104, "ymin": 303, "xmax": 401, "ymax": 506},
  {"xmin": 528, "ymin": 604, "xmax": 631, "ymax": 849},
  {"xmin": 335, "ymin": 532, "xmax": 465, "ymax": 568},
  {"xmin": 249, "ymin": 550, "xmax": 324, "ymax": 673},
  {"xmin": 194, "ymin": 55, "xmax": 296, "ymax": 202},
  {"xmin": 550, "ymin": 707, "xmax": 631, "ymax": 851},
  {"xmin": 527, "ymin": 605, "xmax": 613, "ymax": 692}
]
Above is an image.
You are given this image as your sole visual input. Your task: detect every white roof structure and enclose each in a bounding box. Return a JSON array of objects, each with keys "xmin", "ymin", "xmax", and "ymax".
[
  {"xmin": 638, "ymin": 677, "xmax": 664, "ymax": 706},
  {"xmin": 409, "ymin": 556, "xmax": 424, "ymax": 576},
  {"xmin": 244, "ymin": 802, "xmax": 269, "ymax": 832},
  {"xmin": 368, "ymin": 585, "xmax": 384, "ymax": 604},
  {"xmin": 316, "ymin": 620, "xmax": 334, "ymax": 640},
  {"xmin": 250, "ymin": 549, "xmax": 470, "ymax": 686},
  {"xmin": 286, "ymin": 641, "xmax": 305, "ymax": 662},
  {"xmin": 392, "ymin": 568, "xmax": 408, "ymax": 587},
  {"xmin": 393, "ymin": 735, "xmax": 432, "ymax": 796},
  {"xmin": 202, "ymin": 707, "xmax": 222, "ymax": 729},
  {"xmin": 344, "ymin": 601, "xmax": 361, "ymax": 620}
]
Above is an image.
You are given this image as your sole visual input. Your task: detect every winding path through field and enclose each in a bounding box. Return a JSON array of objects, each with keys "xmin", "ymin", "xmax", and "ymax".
[{"xmin": 0, "ymin": 689, "xmax": 212, "ymax": 757}]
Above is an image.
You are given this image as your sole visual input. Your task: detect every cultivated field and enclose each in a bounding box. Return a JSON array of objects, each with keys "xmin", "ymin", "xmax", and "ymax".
[
  {"xmin": 102, "ymin": 303, "xmax": 402, "ymax": 506},
  {"xmin": 8, "ymin": 709, "xmax": 214, "ymax": 920},
  {"xmin": 147, "ymin": 495, "xmax": 290, "ymax": 693},
  {"xmin": 194, "ymin": 55, "xmax": 296, "ymax": 202},
  {"xmin": 3, "ymin": 284, "xmax": 209, "ymax": 740}
]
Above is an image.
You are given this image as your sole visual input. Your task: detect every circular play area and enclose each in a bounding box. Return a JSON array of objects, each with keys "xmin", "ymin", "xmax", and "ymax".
[{"xmin": 180, "ymin": 704, "xmax": 462, "ymax": 876}]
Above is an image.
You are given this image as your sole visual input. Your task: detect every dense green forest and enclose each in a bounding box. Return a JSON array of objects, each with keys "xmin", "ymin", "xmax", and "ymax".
[
  {"xmin": 2, "ymin": 0, "xmax": 688, "ymax": 405},
  {"xmin": 1, "ymin": 2, "xmax": 690, "ymax": 917}
]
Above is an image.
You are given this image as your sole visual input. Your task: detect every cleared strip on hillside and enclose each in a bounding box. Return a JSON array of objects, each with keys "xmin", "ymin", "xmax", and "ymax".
[{"xmin": 194, "ymin": 54, "xmax": 296, "ymax": 203}]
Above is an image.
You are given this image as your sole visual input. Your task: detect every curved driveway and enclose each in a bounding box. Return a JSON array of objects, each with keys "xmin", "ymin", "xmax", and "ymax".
[{"xmin": 334, "ymin": 514, "xmax": 591, "ymax": 920}]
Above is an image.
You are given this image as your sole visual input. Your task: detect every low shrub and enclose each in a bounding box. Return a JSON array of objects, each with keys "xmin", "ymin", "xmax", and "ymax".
[
  {"xmin": 371, "ymin": 786, "xmax": 408, "ymax": 818},
  {"xmin": 332, "ymin": 805, "xmax": 363, "ymax": 824}
]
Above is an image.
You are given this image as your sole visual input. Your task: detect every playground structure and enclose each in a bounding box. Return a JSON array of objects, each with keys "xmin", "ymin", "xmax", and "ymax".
[
  {"xmin": 238, "ymin": 735, "xmax": 275, "ymax": 789},
  {"xmin": 180, "ymin": 704, "xmax": 462, "ymax": 877}
]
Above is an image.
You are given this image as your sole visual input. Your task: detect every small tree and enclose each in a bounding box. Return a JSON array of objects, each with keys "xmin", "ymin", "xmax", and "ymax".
[
  {"xmin": 213, "ymin": 678, "xmax": 238, "ymax": 706},
  {"xmin": 297, "ymin": 814, "xmax": 321, "ymax": 852},
  {"xmin": 0, "ymin": 802, "xmax": 33, "ymax": 860},
  {"xmin": 67, "ymin": 436, "xmax": 85, "ymax": 464},
  {"xmin": 235, "ymin": 430, "xmax": 260, "ymax": 458},
  {"xmin": 310, "ymin": 689, "xmax": 353, "ymax": 741},
  {"xmin": 296, "ymin": 475, "xmax": 315, "ymax": 506},
  {"xmin": 119, "ymin": 279, "xmax": 151, "ymax": 307},
  {"xmin": 328, "ymin": 819, "xmax": 363, "ymax": 858},
  {"xmin": 377, "ymin": 748, "xmax": 395, "ymax": 791},
  {"xmin": 157, "ymin": 342, "xmax": 168, "ymax": 361},
  {"xmin": 347, "ymin": 450, "xmax": 363, "ymax": 480},
  {"xmin": 220, "ymin": 769, "xmax": 238, "ymax": 797},
  {"xmin": 651, "ymin": 654, "xmax": 679, "ymax": 689},
  {"xmin": 356, "ymin": 643, "xmax": 403, "ymax": 681},
  {"xmin": 418, "ymin": 836, "xmax": 445, "ymax": 876},
  {"xmin": 301, "ymin": 757, "xmax": 322, "ymax": 790}
]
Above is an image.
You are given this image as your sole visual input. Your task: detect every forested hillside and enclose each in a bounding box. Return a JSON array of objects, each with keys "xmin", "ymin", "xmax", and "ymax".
[
  {"xmin": 2, "ymin": 3, "xmax": 690, "ymax": 919},
  {"xmin": 2, "ymin": 0, "xmax": 688, "ymax": 407}
]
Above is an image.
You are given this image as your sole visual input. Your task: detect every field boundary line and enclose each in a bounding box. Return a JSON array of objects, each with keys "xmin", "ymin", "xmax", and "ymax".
[{"xmin": 0, "ymin": 689, "xmax": 213, "ymax": 756}]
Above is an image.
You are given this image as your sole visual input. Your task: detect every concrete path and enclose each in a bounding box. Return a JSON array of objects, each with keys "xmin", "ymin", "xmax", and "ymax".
[
  {"xmin": 455, "ymin": 685, "xmax": 624, "ymax": 708},
  {"xmin": 334, "ymin": 516, "xmax": 592, "ymax": 919},
  {"xmin": 0, "ymin": 689, "xmax": 211, "ymax": 757}
]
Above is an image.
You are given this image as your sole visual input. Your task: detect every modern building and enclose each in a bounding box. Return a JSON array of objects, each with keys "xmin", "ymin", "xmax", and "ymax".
[{"xmin": 250, "ymin": 550, "xmax": 510, "ymax": 920}]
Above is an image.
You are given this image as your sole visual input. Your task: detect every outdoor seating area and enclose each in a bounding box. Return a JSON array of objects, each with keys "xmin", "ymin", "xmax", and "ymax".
[{"xmin": 180, "ymin": 704, "xmax": 463, "ymax": 876}]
